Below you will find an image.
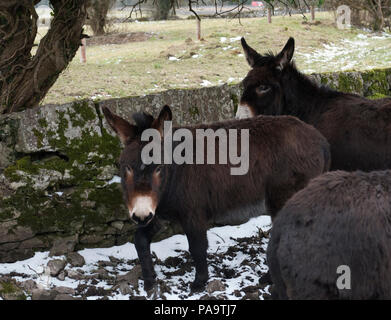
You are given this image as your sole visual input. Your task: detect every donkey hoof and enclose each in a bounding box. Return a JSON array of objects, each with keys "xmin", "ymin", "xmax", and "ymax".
[
  {"xmin": 190, "ymin": 280, "xmax": 207, "ymax": 292},
  {"xmin": 144, "ymin": 278, "xmax": 156, "ymax": 292}
]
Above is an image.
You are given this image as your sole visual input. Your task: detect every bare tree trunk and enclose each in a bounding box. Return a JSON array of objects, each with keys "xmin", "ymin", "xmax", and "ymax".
[
  {"xmin": 375, "ymin": 0, "xmax": 385, "ymax": 30},
  {"xmin": 267, "ymin": 7, "xmax": 272, "ymax": 23},
  {"xmin": 0, "ymin": 0, "xmax": 88, "ymax": 114},
  {"xmin": 154, "ymin": 0, "xmax": 171, "ymax": 20},
  {"xmin": 87, "ymin": 0, "xmax": 115, "ymax": 36},
  {"xmin": 310, "ymin": 5, "xmax": 315, "ymax": 21}
]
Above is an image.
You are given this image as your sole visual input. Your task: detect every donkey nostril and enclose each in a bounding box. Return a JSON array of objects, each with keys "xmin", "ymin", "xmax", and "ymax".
[
  {"xmin": 131, "ymin": 213, "xmax": 140, "ymax": 223},
  {"xmin": 146, "ymin": 212, "xmax": 153, "ymax": 222}
]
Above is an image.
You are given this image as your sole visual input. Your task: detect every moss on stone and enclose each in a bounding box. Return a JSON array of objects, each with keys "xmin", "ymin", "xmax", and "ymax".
[
  {"xmin": 319, "ymin": 73, "xmax": 338, "ymax": 90},
  {"xmin": 367, "ymin": 93, "xmax": 390, "ymax": 100},
  {"xmin": 0, "ymin": 183, "xmax": 126, "ymax": 235},
  {"xmin": 33, "ymin": 128, "xmax": 44, "ymax": 148},
  {"xmin": 231, "ymin": 94, "xmax": 239, "ymax": 113},
  {"xmin": 4, "ymin": 156, "xmax": 38, "ymax": 180},
  {"xmin": 0, "ymin": 281, "xmax": 26, "ymax": 300},
  {"xmin": 338, "ymin": 73, "xmax": 363, "ymax": 94},
  {"xmin": 188, "ymin": 106, "xmax": 199, "ymax": 118},
  {"xmin": 38, "ymin": 118, "xmax": 48, "ymax": 128},
  {"xmin": 5, "ymin": 100, "xmax": 121, "ymax": 188},
  {"xmin": 362, "ymin": 69, "xmax": 390, "ymax": 96},
  {"xmin": 67, "ymin": 100, "xmax": 96, "ymax": 127}
]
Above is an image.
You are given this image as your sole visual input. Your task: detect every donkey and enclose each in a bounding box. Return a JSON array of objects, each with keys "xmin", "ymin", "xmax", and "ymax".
[
  {"xmin": 238, "ymin": 37, "xmax": 391, "ymax": 172},
  {"xmin": 267, "ymin": 170, "xmax": 391, "ymax": 300},
  {"xmin": 102, "ymin": 105, "xmax": 330, "ymax": 291}
]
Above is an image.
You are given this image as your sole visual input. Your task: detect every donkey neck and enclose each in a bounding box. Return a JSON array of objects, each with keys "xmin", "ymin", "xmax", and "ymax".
[{"xmin": 280, "ymin": 65, "xmax": 337, "ymax": 123}]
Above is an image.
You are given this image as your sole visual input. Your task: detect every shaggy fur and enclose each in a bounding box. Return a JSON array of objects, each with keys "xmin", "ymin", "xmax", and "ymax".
[
  {"xmin": 240, "ymin": 37, "xmax": 391, "ymax": 172},
  {"xmin": 267, "ymin": 170, "xmax": 391, "ymax": 300},
  {"xmin": 102, "ymin": 105, "xmax": 330, "ymax": 291}
]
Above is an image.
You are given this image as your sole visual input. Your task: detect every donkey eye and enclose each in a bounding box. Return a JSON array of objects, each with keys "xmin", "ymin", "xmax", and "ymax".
[
  {"xmin": 257, "ymin": 85, "xmax": 271, "ymax": 94},
  {"xmin": 155, "ymin": 165, "xmax": 162, "ymax": 174},
  {"xmin": 125, "ymin": 165, "xmax": 133, "ymax": 175}
]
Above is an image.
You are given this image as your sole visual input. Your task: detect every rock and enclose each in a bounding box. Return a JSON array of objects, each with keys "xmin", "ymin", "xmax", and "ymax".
[
  {"xmin": 54, "ymin": 286, "xmax": 76, "ymax": 295},
  {"xmin": 233, "ymin": 290, "xmax": 242, "ymax": 297},
  {"xmin": 31, "ymin": 289, "xmax": 58, "ymax": 300},
  {"xmin": 0, "ymin": 280, "xmax": 26, "ymax": 300},
  {"xmin": 15, "ymin": 101, "xmax": 101, "ymax": 154},
  {"xmin": 97, "ymin": 260, "xmax": 116, "ymax": 268},
  {"xmin": 164, "ymin": 256, "xmax": 182, "ymax": 268},
  {"xmin": 80, "ymin": 200, "xmax": 96, "ymax": 208},
  {"xmin": 97, "ymin": 165, "xmax": 117, "ymax": 180},
  {"xmin": 47, "ymin": 259, "xmax": 67, "ymax": 277},
  {"xmin": 91, "ymin": 268, "xmax": 111, "ymax": 280},
  {"xmin": 57, "ymin": 271, "xmax": 66, "ymax": 281},
  {"xmin": 67, "ymin": 270, "xmax": 84, "ymax": 281},
  {"xmin": 0, "ymin": 221, "xmax": 34, "ymax": 244},
  {"xmin": 116, "ymin": 265, "xmax": 142, "ymax": 287},
  {"xmin": 54, "ymin": 294, "xmax": 78, "ymax": 300},
  {"xmin": 111, "ymin": 221, "xmax": 124, "ymax": 231},
  {"xmin": 242, "ymin": 291, "xmax": 260, "ymax": 300},
  {"xmin": 0, "ymin": 143, "xmax": 12, "ymax": 169},
  {"xmin": 108, "ymin": 256, "xmax": 122, "ymax": 264},
  {"xmin": 206, "ymin": 279, "xmax": 226, "ymax": 294},
  {"xmin": 84, "ymin": 286, "xmax": 108, "ymax": 297},
  {"xmin": 49, "ymin": 235, "xmax": 78, "ymax": 257},
  {"xmin": 67, "ymin": 252, "xmax": 85, "ymax": 267},
  {"xmin": 31, "ymin": 169, "xmax": 63, "ymax": 191},
  {"xmin": 117, "ymin": 282, "xmax": 133, "ymax": 295},
  {"xmin": 19, "ymin": 280, "xmax": 38, "ymax": 293}
]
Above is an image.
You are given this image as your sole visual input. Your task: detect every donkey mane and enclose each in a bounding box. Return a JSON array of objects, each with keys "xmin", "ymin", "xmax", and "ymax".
[
  {"xmin": 284, "ymin": 62, "xmax": 343, "ymax": 96},
  {"xmin": 253, "ymin": 51, "xmax": 277, "ymax": 67},
  {"xmin": 255, "ymin": 49, "xmax": 344, "ymax": 101},
  {"xmin": 279, "ymin": 62, "xmax": 353, "ymax": 119}
]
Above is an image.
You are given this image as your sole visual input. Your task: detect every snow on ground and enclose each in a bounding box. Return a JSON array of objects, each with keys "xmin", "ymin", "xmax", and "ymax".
[
  {"xmin": 0, "ymin": 216, "xmax": 272, "ymax": 300},
  {"xmin": 297, "ymin": 32, "xmax": 391, "ymax": 74}
]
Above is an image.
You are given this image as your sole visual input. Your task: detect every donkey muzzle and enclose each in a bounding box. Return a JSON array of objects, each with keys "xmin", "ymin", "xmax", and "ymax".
[
  {"xmin": 129, "ymin": 195, "xmax": 156, "ymax": 226},
  {"xmin": 236, "ymin": 104, "xmax": 255, "ymax": 119},
  {"xmin": 131, "ymin": 211, "xmax": 154, "ymax": 226}
]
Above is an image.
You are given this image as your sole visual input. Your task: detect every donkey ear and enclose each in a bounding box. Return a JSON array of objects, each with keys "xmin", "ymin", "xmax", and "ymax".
[
  {"xmin": 241, "ymin": 37, "xmax": 261, "ymax": 68},
  {"xmin": 102, "ymin": 107, "xmax": 137, "ymax": 145},
  {"xmin": 152, "ymin": 105, "xmax": 173, "ymax": 137},
  {"xmin": 276, "ymin": 37, "xmax": 295, "ymax": 70}
]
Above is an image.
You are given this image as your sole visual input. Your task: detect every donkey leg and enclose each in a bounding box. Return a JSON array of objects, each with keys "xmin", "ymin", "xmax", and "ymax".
[
  {"xmin": 266, "ymin": 183, "xmax": 301, "ymax": 220},
  {"xmin": 134, "ymin": 219, "xmax": 160, "ymax": 291},
  {"xmin": 184, "ymin": 225, "xmax": 209, "ymax": 291}
]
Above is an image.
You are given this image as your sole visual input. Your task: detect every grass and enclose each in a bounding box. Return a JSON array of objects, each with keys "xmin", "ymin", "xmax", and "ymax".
[{"xmin": 35, "ymin": 12, "xmax": 391, "ymax": 105}]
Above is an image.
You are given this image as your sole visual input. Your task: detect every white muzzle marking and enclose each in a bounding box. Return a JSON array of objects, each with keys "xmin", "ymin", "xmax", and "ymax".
[
  {"xmin": 236, "ymin": 104, "xmax": 254, "ymax": 119},
  {"xmin": 130, "ymin": 195, "xmax": 155, "ymax": 220}
]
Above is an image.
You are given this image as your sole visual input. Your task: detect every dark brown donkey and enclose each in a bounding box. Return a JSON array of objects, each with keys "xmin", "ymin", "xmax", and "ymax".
[
  {"xmin": 238, "ymin": 37, "xmax": 391, "ymax": 171},
  {"xmin": 102, "ymin": 105, "xmax": 330, "ymax": 291},
  {"xmin": 267, "ymin": 170, "xmax": 391, "ymax": 300}
]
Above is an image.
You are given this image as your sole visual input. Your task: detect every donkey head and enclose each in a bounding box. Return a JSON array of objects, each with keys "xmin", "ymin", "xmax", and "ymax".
[
  {"xmin": 237, "ymin": 37, "xmax": 295, "ymax": 119},
  {"xmin": 102, "ymin": 105, "xmax": 172, "ymax": 226}
]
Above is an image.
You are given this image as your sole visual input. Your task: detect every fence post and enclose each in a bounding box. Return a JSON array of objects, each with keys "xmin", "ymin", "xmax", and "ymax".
[
  {"xmin": 196, "ymin": 19, "xmax": 201, "ymax": 40},
  {"xmin": 80, "ymin": 38, "xmax": 87, "ymax": 63}
]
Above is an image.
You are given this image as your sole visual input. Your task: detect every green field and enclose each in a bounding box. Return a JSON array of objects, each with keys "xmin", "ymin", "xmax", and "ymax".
[{"xmin": 37, "ymin": 12, "xmax": 391, "ymax": 105}]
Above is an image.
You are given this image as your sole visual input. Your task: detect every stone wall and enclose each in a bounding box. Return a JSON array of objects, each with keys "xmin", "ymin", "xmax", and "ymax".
[{"xmin": 0, "ymin": 68, "xmax": 390, "ymax": 262}]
